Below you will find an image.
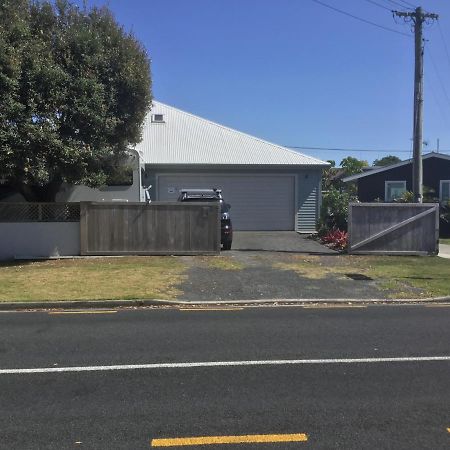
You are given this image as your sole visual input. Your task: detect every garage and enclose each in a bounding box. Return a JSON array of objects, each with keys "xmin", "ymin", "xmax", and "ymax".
[
  {"xmin": 137, "ymin": 101, "xmax": 328, "ymax": 233},
  {"xmin": 157, "ymin": 174, "xmax": 295, "ymax": 230}
]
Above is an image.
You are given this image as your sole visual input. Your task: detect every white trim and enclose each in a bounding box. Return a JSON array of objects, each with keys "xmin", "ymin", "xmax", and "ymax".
[
  {"xmin": 343, "ymin": 152, "xmax": 450, "ymax": 183},
  {"xmin": 385, "ymin": 180, "xmax": 406, "ymax": 202},
  {"xmin": 440, "ymin": 180, "xmax": 450, "ymax": 202}
]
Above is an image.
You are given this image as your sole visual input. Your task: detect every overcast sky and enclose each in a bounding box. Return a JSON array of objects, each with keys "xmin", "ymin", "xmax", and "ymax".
[{"xmin": 81, "ymin": 0, "xmax": 450, "ymax": 165}]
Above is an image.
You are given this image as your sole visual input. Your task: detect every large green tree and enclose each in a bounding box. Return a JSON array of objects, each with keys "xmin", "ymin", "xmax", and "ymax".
[{"xmin": 0, "ymin": 0, "xmax": 152, "ymax": 201}]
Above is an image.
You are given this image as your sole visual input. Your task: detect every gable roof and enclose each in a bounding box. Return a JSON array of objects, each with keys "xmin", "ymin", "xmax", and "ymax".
[
  {"xmin": 342, "ymin": 152, "xmax": 450, "ymax": 182},
  {"xmin": 135, "ymin": 101, "xmax": 329, "ymax": 167}
]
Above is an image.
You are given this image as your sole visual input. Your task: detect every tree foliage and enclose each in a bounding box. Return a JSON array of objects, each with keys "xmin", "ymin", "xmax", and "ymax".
[
  {"xmin": 0, "ymin": 0, "xmax": 152, "ymax": 201},
  {"xmin": 373, "ymin": 155, "xmax": 401, "ymax": 167},
  {"xmin": 321, "ymin": 159, "xmax": 336, "ymax": 191},
  {"xmin": 340, "ymin": 156, "xmax": 368, "ymax": 177}
]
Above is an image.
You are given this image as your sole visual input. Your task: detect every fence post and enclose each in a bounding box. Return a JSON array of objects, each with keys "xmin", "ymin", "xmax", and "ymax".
[{"xmin": 79, "ymin": 202, "xmax": 90, "ymax": 256}]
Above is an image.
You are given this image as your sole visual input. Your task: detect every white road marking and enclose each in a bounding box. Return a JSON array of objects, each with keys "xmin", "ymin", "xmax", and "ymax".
[{"xmin": 1, "ymin": 356, "xmax": 449, "ymax": 375}]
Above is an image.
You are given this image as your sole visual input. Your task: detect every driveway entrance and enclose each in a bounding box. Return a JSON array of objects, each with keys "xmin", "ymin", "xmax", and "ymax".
[{"xmin": 231, "ymin": 231, "xmax": 336, "ymax": 254}]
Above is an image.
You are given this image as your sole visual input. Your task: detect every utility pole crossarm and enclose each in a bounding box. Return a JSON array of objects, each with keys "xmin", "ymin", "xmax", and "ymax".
[
  {"xmin": 393, "ymin": 7, "xmax": 439, "ymax": 203},
  {"xmin": 393, "ymin": 10, "xmax": 439, "ymax": 20}
]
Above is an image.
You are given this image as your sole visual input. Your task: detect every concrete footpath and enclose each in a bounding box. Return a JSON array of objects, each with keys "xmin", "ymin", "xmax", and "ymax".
[{"xmin": 439, "ymin": 243, "xmax": 450, "ymax": 259}]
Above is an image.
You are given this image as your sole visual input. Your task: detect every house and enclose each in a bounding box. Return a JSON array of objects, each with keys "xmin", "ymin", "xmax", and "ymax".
[
  {"xmin": 342, "ymin": 152, "xmax": 450, "ymax": 203},
  {"xmin": 135, "ymin": 101, "xmax": 329, "ymax": 232},
  {"xmin": 2, "ymin": 101, "xmax": 329, "ymax": 232}
]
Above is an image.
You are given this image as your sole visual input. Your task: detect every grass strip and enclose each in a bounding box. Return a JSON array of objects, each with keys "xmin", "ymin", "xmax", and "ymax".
[{"xmin": 0, "ymin": 257, "xmax": 187, "ymax": 302}]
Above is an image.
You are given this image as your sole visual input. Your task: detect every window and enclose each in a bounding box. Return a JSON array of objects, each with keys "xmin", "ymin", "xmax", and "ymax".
[
  {"xmin": 385, "ymin": 181, "xmax": 406, "ymax": 202},
  {"xmin": 440, "ymin": 180, "xmax": 450, "ymax": 203},
  {"xmin": 151, "ymin": 114, "xmax": 165, "ymax": 123},
  {"xmin": 105, "ymin": 167, "xmax": 134, "ymax": 186}
]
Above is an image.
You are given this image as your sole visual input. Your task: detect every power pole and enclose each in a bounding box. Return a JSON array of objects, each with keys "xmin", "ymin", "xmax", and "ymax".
[{"xmin": 394, "ymin": 7, "xmax": 438, "ymax": 203}]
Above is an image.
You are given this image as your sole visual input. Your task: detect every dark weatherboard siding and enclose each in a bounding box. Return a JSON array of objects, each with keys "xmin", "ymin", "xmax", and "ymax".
[{"xmin": 357, "ymin": 157, "xmax": 450, "ymax": 202}]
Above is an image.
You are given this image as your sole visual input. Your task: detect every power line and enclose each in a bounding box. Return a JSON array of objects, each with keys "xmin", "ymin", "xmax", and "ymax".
[
  {"xmin": 397, "ymin": 0, "xmax": 417, "ymax": 9},
  {"xmin": 362, "ymin": 0, "xmax": 392, "ymax": 12},
  {"xmin": 310, "ymin": 0, "xmax": 412, "ymax": 37},
  {"xmin": 286, "ymin": 145, "xmax": 450, "ymax": 154},
  {"xmin": 427, "ymin": 49, "xmax": 450, "ymax": 111},
  {"xmin": 426, "ymin": 78, "xmax": 450, "ymax": 126},
  {"xmin": 382, "ymin": 0, "xmax": 415, "ymax": 11},
  {"xmin": 437, "ymin": 22, "xmax": 450, "ymax": 70}
]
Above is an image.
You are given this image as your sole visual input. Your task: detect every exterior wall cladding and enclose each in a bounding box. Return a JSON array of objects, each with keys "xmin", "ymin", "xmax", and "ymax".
[
  {"xmin": 143, "ymin": 165, "xmax": 322, "ymax": 233},
  {"xmin": 357, "ymin": 157, "xmax": 450, "ymax": 202}
]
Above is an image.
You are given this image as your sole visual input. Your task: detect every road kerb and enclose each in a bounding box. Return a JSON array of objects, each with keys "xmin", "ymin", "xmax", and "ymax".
[{"xmin": 0, "ymin": 296, "xmax": 450, "ymax": 311}]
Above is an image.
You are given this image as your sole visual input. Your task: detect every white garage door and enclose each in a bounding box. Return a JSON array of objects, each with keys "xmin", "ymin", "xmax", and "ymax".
[{"xmin": 157, "ymin": 174, "xmax": 295, "ymax": 230}]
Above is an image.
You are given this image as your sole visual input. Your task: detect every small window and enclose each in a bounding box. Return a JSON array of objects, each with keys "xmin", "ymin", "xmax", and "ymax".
[
  {"xmin": 440, "ymin": 180, "xmax": 450, "ymax": 203},
  {"xmin": 385, "ymin": 181, "xmax": 406, "ymax": 202},
  {"xmin": 105, "ymin": 167, "xmax": 134, "ymax": 186},
  {"xmin": 152, "ymin": 114, "xmax": 165, "ymax": 123}
]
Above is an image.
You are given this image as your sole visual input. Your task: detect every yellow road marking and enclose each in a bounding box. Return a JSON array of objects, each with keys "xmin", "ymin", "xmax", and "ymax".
[
  {"xmin": 151, "ymin": 433, "xmax": 308, "ymax": 447},
  {"xmin": 178, "ymin": 308, "xmax": 243, "ymax": 311},
  {"xmin": 424, "ymin": 304, "xmax": 450, "ymax": 307},
  {"xmin": 48, "ymin": 310, "xmax": 117, "ymax": 315},
  {"xmin": 303, "ymin": 305, "xmax": 367, "ymax": 309}
]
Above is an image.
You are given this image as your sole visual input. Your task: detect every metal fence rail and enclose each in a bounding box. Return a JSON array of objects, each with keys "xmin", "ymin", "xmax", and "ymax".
[{"xmin": 0, "ymin": 203, "xmax": 80, "ymax": 222}]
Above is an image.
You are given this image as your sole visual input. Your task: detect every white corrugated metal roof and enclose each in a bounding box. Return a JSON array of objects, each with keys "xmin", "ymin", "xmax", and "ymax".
[{"xmin": 135, "ymin": 101, "xmax": 328, "ymax": 166}]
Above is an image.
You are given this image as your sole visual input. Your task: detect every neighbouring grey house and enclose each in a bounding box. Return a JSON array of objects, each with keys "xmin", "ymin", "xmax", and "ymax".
[{"xmin": 1, "ymin": 101, "xmax": 329, "ymax": 232}]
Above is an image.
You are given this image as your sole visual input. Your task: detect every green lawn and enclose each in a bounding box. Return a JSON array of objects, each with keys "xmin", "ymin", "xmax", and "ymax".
[
  {"xmin": 0, "ymin": 254, "xmax": 449, "ymax": 303},
  {"xmin": 275, "ymin": 254, "xmax": 450, "ymax": 299},
  {"xmin": 440, "ymin": 238, "xmax": 450, "ymax": 245},
  {"xmin": 0, "ymin": 257, "xmax": 187, "ymax": 302}
]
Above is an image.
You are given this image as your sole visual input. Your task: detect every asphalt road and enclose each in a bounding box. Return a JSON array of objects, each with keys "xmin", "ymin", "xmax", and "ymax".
[{"xmin": 0, "ymin": 305, "xmax": 449, "ymax": 449}]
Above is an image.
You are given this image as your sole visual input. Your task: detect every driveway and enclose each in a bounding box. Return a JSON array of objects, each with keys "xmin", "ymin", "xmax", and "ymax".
[
  {"xmin": 231, "ymin": 231, "xmax": 336, "ymax": 254},
  {"xmin": 178, "ymin": 232, "xmax": 393, "ymax": 301}
]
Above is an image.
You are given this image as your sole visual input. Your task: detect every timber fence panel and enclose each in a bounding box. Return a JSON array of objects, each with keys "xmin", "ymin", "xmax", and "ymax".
[
  {"xmin": 80, "ymin": 202, "xmax": 220, "ymax": 256},
  {"xmin": 348, "ymin": 203, "xmax": 439, "ymax": 255}
]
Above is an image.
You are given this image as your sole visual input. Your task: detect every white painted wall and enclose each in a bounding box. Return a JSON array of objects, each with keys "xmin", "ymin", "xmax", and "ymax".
[{"xmin": 0, "ymin": 222, "xmax": 80, "ymax": 260}]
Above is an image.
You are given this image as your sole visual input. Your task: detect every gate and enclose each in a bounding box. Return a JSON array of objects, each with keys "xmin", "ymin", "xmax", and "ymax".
[
  {"xmin": 80, "ymin": 202, "xmax": 220, "ymax": 256},
  {"xmin": 348, "ymin": 203, "xmax": 439, "ymax": 255}
]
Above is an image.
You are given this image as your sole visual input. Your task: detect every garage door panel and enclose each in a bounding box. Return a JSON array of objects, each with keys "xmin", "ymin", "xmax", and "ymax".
[{"xmin": 157, "ymin": 174, "xmax": 295, "ymax": 231}]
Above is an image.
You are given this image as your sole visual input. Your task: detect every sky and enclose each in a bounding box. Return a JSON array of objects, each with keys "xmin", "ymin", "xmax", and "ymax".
[{"xmin": 79, "ymin": 0, "xmax": 450, "ymax": 166}]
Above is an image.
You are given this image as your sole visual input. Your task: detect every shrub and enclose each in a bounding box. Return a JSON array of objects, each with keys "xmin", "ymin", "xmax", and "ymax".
[
  {"xmin": 440, "ymin": 201, "xmax": 450, "ymax": 237},
  {"xmin": 318, "ymin": 187, "xmax": 357, "ymax": 235},
  {"xmin": 321, "ymin": 229, "xmax": 348, "ymax": 251}
]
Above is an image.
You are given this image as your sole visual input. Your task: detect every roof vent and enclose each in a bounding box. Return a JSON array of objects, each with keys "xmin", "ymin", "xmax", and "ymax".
[{"xmin": 152, "ymin": 114, "xmax": 165, "ymax": 123}]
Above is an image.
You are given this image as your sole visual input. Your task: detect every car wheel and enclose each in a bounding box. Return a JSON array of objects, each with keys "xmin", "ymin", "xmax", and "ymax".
[{"xmin": 222, "ymin": 241, "xmax": 232, "ymax": 251}]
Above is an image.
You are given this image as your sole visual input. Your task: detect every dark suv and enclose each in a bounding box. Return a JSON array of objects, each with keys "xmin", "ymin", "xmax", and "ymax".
[{"xmin": 178, "ymin": 188, "xmax": 233, "ymax": 250}]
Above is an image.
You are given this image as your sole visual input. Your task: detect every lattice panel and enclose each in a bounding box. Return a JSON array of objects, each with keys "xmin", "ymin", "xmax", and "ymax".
[{"xmin": 0, "ymin": 203, "xmax": 80, "ymax": 222}]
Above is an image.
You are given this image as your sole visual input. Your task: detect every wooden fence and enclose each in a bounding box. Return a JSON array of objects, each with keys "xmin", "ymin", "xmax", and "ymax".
[
  {"xmin": 348, "ymin": 203, "xmax": 439, "ymax": 255},
  {"xmin": 80, "ymin": 202, "xmax": 220, "ymax": 256}
]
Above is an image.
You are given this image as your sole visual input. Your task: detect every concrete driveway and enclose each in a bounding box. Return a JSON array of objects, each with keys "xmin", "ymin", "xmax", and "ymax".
[
  {"xmin": 231, "ymin": 231, "xmax": 336, "ymax": 254},
  {"xmin": 439, "ymin": 243, "xmax": 450, "ymax": 259}
]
